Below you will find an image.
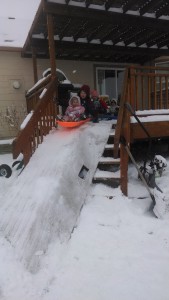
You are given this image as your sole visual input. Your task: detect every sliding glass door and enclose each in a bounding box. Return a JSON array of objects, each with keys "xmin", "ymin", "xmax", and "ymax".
[{"xmin": 96, "ymin": 67, "xmax": 125, "ymax": 101}]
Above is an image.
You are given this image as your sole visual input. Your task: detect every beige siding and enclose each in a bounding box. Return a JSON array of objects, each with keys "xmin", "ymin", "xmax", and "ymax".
[
  {"xmin": 0, "ymin": 51, "xmax": 34, "ymax": 138},
  {"xmin": 36, "ymin": 59, "xmax": 94, "ymax": 87},
  {"xmin": 0, "ymin": 51, "xmax": 97, "ymax": 138},
  {"xmin": 0, "ymin": 50, "xmax": 128, "ymax": 138}
]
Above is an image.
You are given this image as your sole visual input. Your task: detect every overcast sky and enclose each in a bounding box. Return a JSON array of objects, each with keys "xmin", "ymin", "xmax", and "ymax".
[{"xmin": 0, "ymin": 0, "xmax": 41, "ymax": 47}]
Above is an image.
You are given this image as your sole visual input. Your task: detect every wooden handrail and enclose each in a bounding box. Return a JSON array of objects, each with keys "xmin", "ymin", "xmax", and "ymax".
[
  {"xmin": 128, "ymin": 65, "xmax": 169, "ymax": 71},
  {"xmin": 26, "ymin": 76, "xmax": 52, "ymax": 113},
  {"xmin": 113, "ymin": 68, "xmax": 129, "ymax": 158},
  {"xmin": 26, "ymin": 75, "xmax": 51, "ymax": 98},
  {"xmin": 12, "ymin": 77, "xmax": 57, "ymax": 166},
  {"xmin": 114, "ymin": 65, "xmax": 169, "ymax": 196}
]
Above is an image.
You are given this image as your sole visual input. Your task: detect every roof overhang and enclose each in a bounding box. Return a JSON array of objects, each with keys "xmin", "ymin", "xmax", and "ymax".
[{"xmin": 22, "ymin": 0, "xmax": 169, "ymax": 64}]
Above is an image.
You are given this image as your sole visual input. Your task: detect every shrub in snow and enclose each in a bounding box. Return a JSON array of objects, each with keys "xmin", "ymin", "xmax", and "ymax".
[{"xmin": 0, "ymin": 105, "xmax": 27, "ymax": 130}]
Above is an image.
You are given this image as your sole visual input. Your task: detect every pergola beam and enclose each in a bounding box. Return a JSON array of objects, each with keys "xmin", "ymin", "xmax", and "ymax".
[
  {"xmin": 122, "ymin": 0, "xmax": 137, "ymax": 14},
  {"xmin": 139, "ymin": 0, "xmax": 163, "ymax": 16},
  {"xmin": 156, "ymin": 2, "xmax": 169, "ymax": 18},
  {"xmin": 30, "ymin": 39, "xmax": 169, "ymax": 57},
  {"xmin": 22, "ymin": 1, "xmax": 169, "ymax": 64},
  {"xmin": 43, "ymin": 2, "xmax": 169, "ymax": 33}
]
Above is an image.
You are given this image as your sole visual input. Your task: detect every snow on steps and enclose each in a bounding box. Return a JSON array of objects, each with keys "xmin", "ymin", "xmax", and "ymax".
[
  {"xmin": 98, "ymin": 157, "xmax": 120, "ymax": 164},
  {"xmin": 92, "ymin": 123, "xmax": 121, "ymax": 187},
  {"xmin": 93, "ymin": 168, "xmax": 120, "ymax": 188},
  {"xmin": 94, "ymin": 169, "xmax": 120, "ymax": 179},
  {"xmin": 104, "ymin": 144, "xmax": 115, "ymax": 150},
  {"xmin": 109, "ymin": 129, "xmax": 115, "ymax": 136}
]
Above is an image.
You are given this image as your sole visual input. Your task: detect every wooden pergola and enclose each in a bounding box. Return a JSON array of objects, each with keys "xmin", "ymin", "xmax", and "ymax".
[{"xmin": 22, "ymin": 0, "xmax": 169, "ymax": 71}]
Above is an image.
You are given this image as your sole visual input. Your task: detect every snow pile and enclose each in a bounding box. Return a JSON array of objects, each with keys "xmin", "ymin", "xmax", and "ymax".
[
  {"xmin": 0, "ymin": 121, "xmax": 111, "ymax": 273},
  {"xmin": 0, "ymin": 120, "xmax": 169, "ymax": 300}
]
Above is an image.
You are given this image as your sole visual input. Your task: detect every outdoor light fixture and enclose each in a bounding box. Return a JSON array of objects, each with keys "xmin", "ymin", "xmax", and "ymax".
[{"xmin": 12, "ymin": 80, "xmax": 21, "ymax": 89}]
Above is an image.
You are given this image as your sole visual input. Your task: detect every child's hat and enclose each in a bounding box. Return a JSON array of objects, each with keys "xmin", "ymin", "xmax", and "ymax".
[
  {"xmin": 111, "ymin": 98, "xmax": 117, "ymax": 104},
  {"xmin": 69, "ymin": 95, "xmax": 80, "ymax": 105},
  {"xmin": 91, "ymin": 90, "xmax": 99, "ymax": 98},
  {"xmin": 80, "ymin": 85, "xmax": 90, "ymax": 96}
]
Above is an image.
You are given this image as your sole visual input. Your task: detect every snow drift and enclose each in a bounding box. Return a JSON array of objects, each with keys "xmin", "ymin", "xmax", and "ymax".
[{"xmin": 0, "ymin": 121, "xmax": 112, "ymax": 273}]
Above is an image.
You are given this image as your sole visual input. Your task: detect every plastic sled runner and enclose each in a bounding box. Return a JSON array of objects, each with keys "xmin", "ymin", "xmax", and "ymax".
[{"xmin": 56, "ymin": 118, "xmax": 90, "ymax": 128}]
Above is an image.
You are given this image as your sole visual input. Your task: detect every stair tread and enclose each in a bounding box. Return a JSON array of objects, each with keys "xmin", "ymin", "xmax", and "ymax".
[
  {"xmin": 104, "ymin": 144, "xmax": 114, "ymax": 149},
  {"xmin": 109, "ymin": 129, "xmax": 115, "ymax": 136},
  {"xmin": 99, "ymin": 157, "xmax": 120, "ymax": 163},
  {"xmin": 94, "ymin": 169, "xmax": 120, "ymax": 179}
]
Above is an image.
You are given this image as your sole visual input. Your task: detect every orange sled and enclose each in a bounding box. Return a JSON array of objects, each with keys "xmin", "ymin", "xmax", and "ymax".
[{"xmin": 56, "ymin": 118, "xmax": 91, "ymax": 128}]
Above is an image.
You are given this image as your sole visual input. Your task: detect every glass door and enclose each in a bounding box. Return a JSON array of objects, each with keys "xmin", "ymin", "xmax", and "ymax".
[{"xmin": 96, "ymin": 67, "xmax": 125, "ymax": 102}]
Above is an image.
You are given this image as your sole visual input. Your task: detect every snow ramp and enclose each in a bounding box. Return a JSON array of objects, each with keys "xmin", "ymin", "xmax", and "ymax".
[{"xmin": 0, "ymin": 121, "xmax": 112, "ymax": 273}]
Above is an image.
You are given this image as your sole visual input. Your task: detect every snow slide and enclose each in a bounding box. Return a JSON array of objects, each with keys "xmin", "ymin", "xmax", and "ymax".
[{"xmin": 0, "ymin": 121, "xmax": 112, "ymax": 273}]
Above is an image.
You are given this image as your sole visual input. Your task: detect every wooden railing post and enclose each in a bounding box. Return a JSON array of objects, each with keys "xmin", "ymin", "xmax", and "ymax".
[
  {"xmin": 120, "ymin": 100, "xmax": 130, "ymax": 196},
  {"xmin": 47, "ymin": 13, "xmax": 58, "ymax": 115},
  {"xmin": 114, "ymin": 68, "xmax": 129, "ymax": 158},
  {"xmin": 120, "ymin": 144, "xmax": 129, "ymax": 196},
  {"xmin": 32, "ymin": 47, "xmax": 38, "ymax": 84},
  {"xmin": 129, "ymin": 66, "xmax": 135, "ymax": 109}
]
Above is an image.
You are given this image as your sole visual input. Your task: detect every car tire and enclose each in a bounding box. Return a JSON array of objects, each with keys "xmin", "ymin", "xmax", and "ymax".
[{"xmin": 0, "ymin": 164, "xmax": 12, "ymax": 178}]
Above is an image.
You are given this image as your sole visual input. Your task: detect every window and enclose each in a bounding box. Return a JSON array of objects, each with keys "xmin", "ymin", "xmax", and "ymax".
[
  {"xmin": 155, "ymin": 61, "xmax": 169, "ymax": 69},
  {"xmin": 155, "ymin": 61, "xmax": 169, "ymax": 90},
  {"xmin": 96, "ymin": 67, "xmax": 125, "ymax": 101}
]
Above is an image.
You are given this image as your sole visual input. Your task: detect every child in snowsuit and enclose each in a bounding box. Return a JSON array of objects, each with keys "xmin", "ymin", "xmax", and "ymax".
[
  {"xmin": 109, "ymin": 98, "xmax": 119, "ymax": 117},
  {"xmin": 90, "ymin": 90, "xmax": 108, "ymax": 122},
  {"xmin": 63, "ymin": 95, "xmax": 85, "ymax": 121}
]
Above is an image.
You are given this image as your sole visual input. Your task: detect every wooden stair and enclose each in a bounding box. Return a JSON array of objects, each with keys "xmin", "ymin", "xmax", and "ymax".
[{"xmin": 93, "ymin": 123, "xmax": 121, "ymax": 188}]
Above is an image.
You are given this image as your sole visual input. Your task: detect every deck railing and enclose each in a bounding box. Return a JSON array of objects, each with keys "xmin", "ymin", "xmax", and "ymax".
[
  {"xmin": 26, "ymin": 76, "xmax": 52, "ymax": 113},
  {"xmin": 114, "ymin": 65, "xmax": 169, "ymax": 196},
  {"xmin": 12, "ymin": 77, "xmax": 57, "ymax": 166},
  {"xmin": 128, "ymin": 65, "xmax": 169, "ymax": 110},
  {"xmin": 114, "ymin": 65, "xmax": 169, "ymax": 151}
]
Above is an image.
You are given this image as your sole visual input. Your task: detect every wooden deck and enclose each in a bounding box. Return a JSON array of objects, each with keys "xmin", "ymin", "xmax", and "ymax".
[
  {"xmin": 130, "ymin": 110, "xmax": 169, "ymax": 141},
  {"xmin": 114, "ymin": 65, "xmax": 169, "ymax": 196}
]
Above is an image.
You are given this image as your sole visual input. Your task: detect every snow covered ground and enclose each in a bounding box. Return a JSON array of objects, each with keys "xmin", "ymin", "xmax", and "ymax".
[{"xmin": 0, "ymin": 120, "xmax": 169, "ymax": 300}]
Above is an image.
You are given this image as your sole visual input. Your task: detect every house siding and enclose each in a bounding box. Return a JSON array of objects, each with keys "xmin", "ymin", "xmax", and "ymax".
[{"xmin": 0, "ymin": 50, "xmax": 130, "ymax": 138}]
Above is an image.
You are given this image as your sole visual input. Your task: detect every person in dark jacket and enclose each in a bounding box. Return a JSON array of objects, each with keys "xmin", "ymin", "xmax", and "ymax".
[{"xmin": 78, "ymin": 84, "xmax": 92, "ymax": 117}]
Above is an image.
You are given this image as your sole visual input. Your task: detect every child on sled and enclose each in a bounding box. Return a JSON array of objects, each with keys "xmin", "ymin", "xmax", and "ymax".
[{"xmin": 57, "ymin": 95, "xmax": 85, "ymax": 121}]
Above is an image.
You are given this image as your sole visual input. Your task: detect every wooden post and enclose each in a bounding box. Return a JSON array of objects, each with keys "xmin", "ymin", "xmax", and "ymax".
[
  {"xmin": 47, "ymin": 13, "xmax": 56, "ymax": 79},
  {"xmin": 120, "ymin": 143, "xmax": 129, "ymax": 196},
  {"xmin": 141, "ymin": 75, "xmax": 144, "ymax": 109},
  {"xmin": 148, "ymin": 76, "xmax": 151, "ymax": 109},
  {"xmin": 32, "ymin": 47, "xmax": 38, "ymax": 84},
  {"xmin": 165, "ymin": 76, "xmax": 168, "ymax": 108},
  {"xmin": 129, "ymin": 66, "xmax": 135, "ymax": 109},
  {"xmin": 120, "ymin": 110, "xmax": 130, "ymax": 196},
  {"xmin": 47, "ymin": 13, "xmax": 58, "ymax": 115}
]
